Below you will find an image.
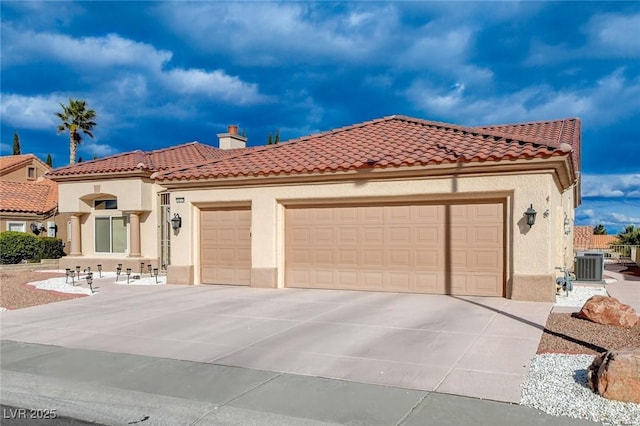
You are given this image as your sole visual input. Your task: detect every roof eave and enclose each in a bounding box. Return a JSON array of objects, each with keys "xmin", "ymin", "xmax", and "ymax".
[
  {"xmin": 47, "ymin": 170, "xmax": 154, "ymax": 182},
  {"xmin": 158, "ymin": 156, "xmax": 572, "ymax": 190}
]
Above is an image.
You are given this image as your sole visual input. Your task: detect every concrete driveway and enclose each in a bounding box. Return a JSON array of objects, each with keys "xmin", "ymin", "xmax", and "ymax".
[{"xmin": 0, "ymin": 279, "xmax": 552, "ymax": 403}]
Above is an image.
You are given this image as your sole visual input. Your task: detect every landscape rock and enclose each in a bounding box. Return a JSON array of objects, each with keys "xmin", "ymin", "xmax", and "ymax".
[
  {"xmin": 587, "ymin": 348, "xmax": 640, "ymax": 403},
  {"xmin": 577, "ymin": 295, "xmax": 639, "ymax": 328}
]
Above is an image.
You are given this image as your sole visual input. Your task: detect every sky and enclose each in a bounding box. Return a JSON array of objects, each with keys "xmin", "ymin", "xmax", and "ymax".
[{"xmin": 1, "ymin": 1, "xmax": 638, "ymax": 233}]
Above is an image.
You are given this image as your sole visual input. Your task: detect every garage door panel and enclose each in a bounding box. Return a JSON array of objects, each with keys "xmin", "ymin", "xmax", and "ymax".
[
  {"xmin": 337, "ymin": 249, "xmax": 358, "ymax": 266},
  {"xmin": 415, "ymin": 249, "xmax": 440, "ymax": 268},
  {"xmin": 388, "ymin": 249, "xmax": 412, "ymax": 267},
  {"xmin": 362, "ymin": 272, "xmax": 384, "ymax": 290},
  {"xmin": 362, "ymin": 207, "xmax": 384, "ymax": 224},
  {"xmin": 362, "ymin": 249, "xmax": 384, "ymax": 266},
  {"xmin": 387, "ymin": 226, "xmax": 412, "ymax": 244},
  {"xmin": 200, "ymin": 209, "xmax": 251, "ymax": 285},
  {"xmin": 315, "ymin": 249, "xmax": 334, "ymax": 265},
  {"xmin": 337, "ymin": 271, "xmax": 358, "ymax": 288},
  {"xmin": 285, "ymin": 202, "xmax": 503, "ymax": 296},
  {"xmin": 362, "ymin": 227, "xmax": 384, "ymax": 244}
]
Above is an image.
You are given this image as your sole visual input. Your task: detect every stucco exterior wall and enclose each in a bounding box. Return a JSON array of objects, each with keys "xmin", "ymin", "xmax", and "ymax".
[
  {"xmin": 57, "ymin": 177, "xmax": 161, "ymax": 263},
  {"xmin": 167, "ymin": 170, "xmax": 565, "ymax": 301},
  {"xmin": 1, "ymin": 161, "xmax": 49, "ymax": 182}
]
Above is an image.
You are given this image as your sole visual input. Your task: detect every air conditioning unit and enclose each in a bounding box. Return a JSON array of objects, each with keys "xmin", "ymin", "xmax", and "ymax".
[{"xmin": 574, "ymin": 252, "xmax": 604, "ymax": 281}]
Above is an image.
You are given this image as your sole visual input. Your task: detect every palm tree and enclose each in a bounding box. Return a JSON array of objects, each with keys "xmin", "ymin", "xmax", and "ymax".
[{"xmin": 55, "ymin": 99, "xmax": 97, "ymax": 165}]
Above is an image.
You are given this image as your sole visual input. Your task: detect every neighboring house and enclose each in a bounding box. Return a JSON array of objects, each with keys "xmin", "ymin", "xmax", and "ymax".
[
  {"xmin": 574, "ymin": 226, "xmax": 619, "ymax": 251},
  {"xmin": 47, "ymin": 116, "xmax": 581, "ymax": 301},
  {"xmin": 0, "ymin": 154, "xmax": 69, "ymax": 249}
]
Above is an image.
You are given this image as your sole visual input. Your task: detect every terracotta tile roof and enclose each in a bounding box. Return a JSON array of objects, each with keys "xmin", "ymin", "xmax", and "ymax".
[
  {"xmin": 46, "ymin": 142, "xmax": 242, "ymax": 177},
  {"xmin": 0, "ymin": 179, "xmax": 58, "ymax": 214},
  {"xmin": 474, "ymin": 118, "xmax": 581, "ymax": 172},
  {"xmin": 574, "ymin": 226, "xmax": 594, "ymax": 250},
  {"xmin": 591, "ymin": 235, "xmax": 619, "ymax": 249},
  {"xmin": 156, "ymin": 115, "xmax": 579, "ymax": 182},
  {"xmin": 0, "ymin": 154, "xmax": 49, "ymax": 175},
  {"xmin": 574, "ymin": 226, "xmax": 618, "ymax": 250}
]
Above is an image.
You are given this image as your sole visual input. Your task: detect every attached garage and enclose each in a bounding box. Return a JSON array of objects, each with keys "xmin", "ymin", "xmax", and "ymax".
[
  {"xmin": 285, "ymin": 201, "xmax": 504, "ymax": 296},
  {"xmin": 200, "ymin": 208, "xmax": 251, "ymax": 285}
]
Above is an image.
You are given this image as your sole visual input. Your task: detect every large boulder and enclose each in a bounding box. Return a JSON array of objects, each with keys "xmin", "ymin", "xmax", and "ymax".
[
  {"xmin": 577, "ymin": 295, "xmax": 639, "ymax": 328},
  {"xmin": 588, "ymin": 348, "xmax": 640, "ymax": 403}
]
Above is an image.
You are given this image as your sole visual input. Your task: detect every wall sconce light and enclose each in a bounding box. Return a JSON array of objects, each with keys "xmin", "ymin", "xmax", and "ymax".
[
  {"xmin": 30, "ymin": 223, "xmax": 40, "ymax": 235},
  {"xmin": 171, "ymin": 213, "xmax": 182, "ymax": 230},
  {"xmin": 525, "ymin": 204, "xmax": 537, "ymax": 227}
]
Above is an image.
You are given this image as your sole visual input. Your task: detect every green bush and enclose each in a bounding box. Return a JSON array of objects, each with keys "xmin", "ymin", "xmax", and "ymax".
[
  {"xmin": 41, "ymin": 237, "xmax": 65, "ymax": 260},
  {"xmin": 0, "ymin": 232, "xmax": 65, "ymax": 264},
  {"xmin": 0, "ymin": 231, "xmax": 41, "ymax": 264}
]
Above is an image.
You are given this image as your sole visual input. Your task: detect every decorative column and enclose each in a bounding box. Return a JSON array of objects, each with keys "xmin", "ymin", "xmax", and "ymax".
[
  {"xmin": 128, "ymin": 211, "xmax": 141, "ymax": 257},
  {"xmin": 69, "ymin": 214, "xmax": 82, "ymax": 256}
]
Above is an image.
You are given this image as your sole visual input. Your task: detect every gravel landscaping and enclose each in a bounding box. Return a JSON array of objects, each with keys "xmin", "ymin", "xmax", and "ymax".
[
  {"xmin": 0, "ymin": 271, "xmax": 86, "ymax": 310},
  {"xmin": 524, "ymin": 286, "xmax": 640, "ymax": 425}
]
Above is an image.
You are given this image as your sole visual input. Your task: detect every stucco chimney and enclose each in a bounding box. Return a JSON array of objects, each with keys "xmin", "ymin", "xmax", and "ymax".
[{"xmin": 217, "ymin": 124, "xmax": 246, "ymax": 149}]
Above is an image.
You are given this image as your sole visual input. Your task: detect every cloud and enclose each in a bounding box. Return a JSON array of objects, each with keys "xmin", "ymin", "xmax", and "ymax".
[
  {"xmin": 2, "ymin": 26, "xmax": 172, "ymax": 71},
  {"xmin": 406, "ymin": 68, "xmax": 640, "ymax": 127},
  {"xmin": 78, "ymin": 140, "xmax": 117, "ymax": 158},
  {"xmin": 162, "ymin": 69, "xmax": 268, "ymax": 105},
  {"xmin": 525, "ymin": 12, "xmax": 640, "ymax": 65},
  {"xmin": 0, "ymin": 94, "xmax": 65, "ymax": 130},
  {"xmin": 576, "ymin": 204, "xmax": 640, "ymax": 232},
  {"xmin": 582, "ymin": 174, "xmax": 640, "ymax": 198},
  {"xmin": 156, "ymin": 2, "xmax": 397, "ymax": 66},
  {"xmin": 587, "ymin": 12, "xmax": 640, "ymax": 57}
]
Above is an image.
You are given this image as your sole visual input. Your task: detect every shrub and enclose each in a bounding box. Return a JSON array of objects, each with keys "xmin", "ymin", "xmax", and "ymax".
[
  {"xmin": 41, "ymin": 237, "xmax": 65, "ymax": 260},
  {"xmin": 0, "ymin": 231, "xmax": 42, "ymax": 264},
  {"xmin": 0, "ymin": 232, "xmax": 66, "ymax": 264}
]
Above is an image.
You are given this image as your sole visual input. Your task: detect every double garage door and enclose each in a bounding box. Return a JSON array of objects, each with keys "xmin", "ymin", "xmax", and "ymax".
[
  {"xmin": 285, "ymin": 202, "xmax": 504, "ymax": 297},
  {"xmin": 201, "ymin": 201, "xmax": 504, "ymax": 296}
]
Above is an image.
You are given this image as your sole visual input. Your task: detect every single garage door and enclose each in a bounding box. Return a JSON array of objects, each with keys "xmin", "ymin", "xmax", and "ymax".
[
  {"xmin": 285, "ymin": 202, "xmax": 504, "ymax": 296},
  {"xmin": 201, "ymin": 208, "xmax": 251, "ymax": 285}
]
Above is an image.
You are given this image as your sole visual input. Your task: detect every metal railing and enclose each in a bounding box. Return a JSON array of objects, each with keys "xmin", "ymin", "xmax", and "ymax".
[{"xmin": 574, "ymin": 245, "xmax": 639, "ymax": 266}]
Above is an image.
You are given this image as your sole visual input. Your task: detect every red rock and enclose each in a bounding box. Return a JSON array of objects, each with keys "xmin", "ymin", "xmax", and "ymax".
[
  {"xmin": 588, "ymin": 348, "xmax": 640, "ymax": 403},
  {"xmin": 577, "ymin": 295, "xmax": 639, "ymax": 328}
]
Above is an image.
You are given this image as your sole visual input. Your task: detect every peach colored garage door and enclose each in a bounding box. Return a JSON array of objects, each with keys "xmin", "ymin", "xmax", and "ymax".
[
  {"xmin": 200, "ymin": 209, "xmax": 251, "ymax": 285},
  {"xmin": 285, "ymin": 202, "xmax": 504, "ymax": 296}
]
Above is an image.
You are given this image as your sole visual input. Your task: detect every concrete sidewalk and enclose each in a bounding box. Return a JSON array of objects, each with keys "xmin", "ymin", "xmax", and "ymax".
[{"xmin": 1, "ymin": 340, "xmax": 595, "ymax": 426}]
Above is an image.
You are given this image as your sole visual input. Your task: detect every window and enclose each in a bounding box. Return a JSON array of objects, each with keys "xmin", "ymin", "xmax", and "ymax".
[
  {"xmin": 95, "ymin": 216, "xmax": 127, "ymax": 253},
  {"xmin": 27, "ymin": 166, "xmax": 36, "ymax": 180},
  {"xmin": 7, "ymin": 222, "xmax": 26, "ymax": 232},
  {"xmin": 95, "ymin": 199, "xmax": 118, "ymax": 210}
]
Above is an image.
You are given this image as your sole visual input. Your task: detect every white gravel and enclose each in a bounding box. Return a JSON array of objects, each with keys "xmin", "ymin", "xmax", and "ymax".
[
  {"xmin": 28, "ymin": 270, "xmax": 166, "ymax": 295},
  {"xmin": 555, "ymin": 285, "xmax": 608, "ymax": 307},
  {"xmin": 521, "ymin": 353, "xmax": 640, "ymax": 425}
]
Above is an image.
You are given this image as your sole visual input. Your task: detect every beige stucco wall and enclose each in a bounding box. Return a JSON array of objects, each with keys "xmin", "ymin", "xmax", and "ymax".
[
  {"xmin": 56, "ymin": 178, "xmax": 163, "ymax": 263},
  {"xmin": 167, "ymin": 170, "xmax": 568, "ymax": 301},
  {"xmin": 1, "ymin": 161, "xmax": 49, "ymax": 182}
]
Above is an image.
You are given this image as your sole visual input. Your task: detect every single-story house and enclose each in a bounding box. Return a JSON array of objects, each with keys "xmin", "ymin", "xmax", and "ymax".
[
  {"xmin": 0, "ymin": 154, "xmax": 69, "ymax": 247},
  {"xmin": 47, "ymin": 115, "xmax": 581, "ymax": 301}
]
